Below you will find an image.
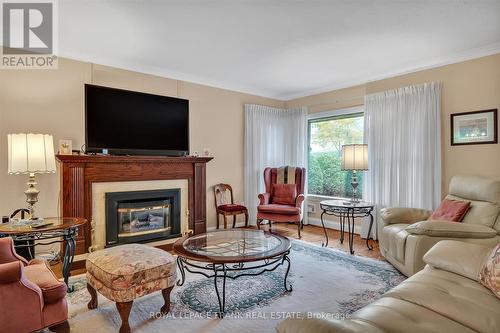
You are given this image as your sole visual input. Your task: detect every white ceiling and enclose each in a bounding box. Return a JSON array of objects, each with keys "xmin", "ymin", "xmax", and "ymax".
[{"xmin": 59, "ymin": 0, "xmax": 500, "ymax": 100}]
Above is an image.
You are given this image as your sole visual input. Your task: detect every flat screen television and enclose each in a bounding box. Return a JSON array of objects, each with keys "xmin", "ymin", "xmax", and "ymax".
[{"xmin": 85, "ymin": 84, "xmax": 189, "ymax": 156}]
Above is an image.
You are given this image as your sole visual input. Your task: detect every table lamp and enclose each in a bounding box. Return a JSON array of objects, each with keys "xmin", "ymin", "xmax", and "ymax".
[
  {"xmin": 341, "ymin": 144, "xmax": 368, "ymax": 203},
  {"xmin": 8, "ymin": 133, "xmax": 56, "ymax": 219}
]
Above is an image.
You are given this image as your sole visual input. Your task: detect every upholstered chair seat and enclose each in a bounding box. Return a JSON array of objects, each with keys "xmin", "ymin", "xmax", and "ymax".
[
  {"xmin": 24, "ymin": 261, "xmax": 68, "ymax": 304},
  {"xmin": 218, "ymin": 204, "xmax": 247, "ymax": 213},
  {"xmin": 257, "ymin": 204, "xmax": 301, "ymax": 215}
]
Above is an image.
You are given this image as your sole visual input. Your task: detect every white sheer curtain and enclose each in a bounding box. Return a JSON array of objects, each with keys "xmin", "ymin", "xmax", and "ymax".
[
  {"xmin": 244, "ymin": 104, "xmax": 308, "ymax": 224},
  {"xmin": 363, "ymin": 82, "xmax": 442, "ymax": 238}
]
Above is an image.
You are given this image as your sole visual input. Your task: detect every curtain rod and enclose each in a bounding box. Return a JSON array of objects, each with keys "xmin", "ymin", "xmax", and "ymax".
[{"xmin": 306, "ymin": 95, "xmax": 365, "ymax": 108}]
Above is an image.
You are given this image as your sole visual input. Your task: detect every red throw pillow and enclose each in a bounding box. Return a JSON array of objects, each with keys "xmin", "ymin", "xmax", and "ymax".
[
  {"xmin": 271, "ymin": 184, "xmax": 297, "ymax": 205},
  {"xmin": 429, "ymin": 199, "xmax": 471, "ymax": 222}
]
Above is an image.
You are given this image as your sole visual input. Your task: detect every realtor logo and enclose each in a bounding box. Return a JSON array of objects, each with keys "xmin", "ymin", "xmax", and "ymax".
[{"xmin": 1, "ymin": 0, "xmax": 57, "ymax": 68}]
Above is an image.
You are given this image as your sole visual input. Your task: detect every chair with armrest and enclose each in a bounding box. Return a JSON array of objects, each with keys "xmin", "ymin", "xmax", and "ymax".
[
  {"xmin": 0, "ymin": 237, "xmax": 69, "ymax": 333},
  {"xmin": 257, "ymin": 166, "xmax": 306, "ymax": 238},
  {"xmin": 378, "ymin": 175, "xmax": 500, "ymax": 277}
]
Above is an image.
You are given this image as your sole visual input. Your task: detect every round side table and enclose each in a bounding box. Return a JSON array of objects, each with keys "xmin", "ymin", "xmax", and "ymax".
[
  {"xmin": 319, "ymin": 200, "xmax": 374, "ymax": 254},
  {"xmin": 0, "ymin": 217, "xmax": 87, "ymax": 291}
]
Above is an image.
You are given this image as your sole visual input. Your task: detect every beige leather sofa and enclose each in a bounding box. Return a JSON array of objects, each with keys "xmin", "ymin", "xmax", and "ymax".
[
  {"xmin": 276, "ymin": 241, "xmax": 500, "ymax": 333},
  {"xmin": 379, "ymin": 175, "xmax": 500, "ymax": 276}
]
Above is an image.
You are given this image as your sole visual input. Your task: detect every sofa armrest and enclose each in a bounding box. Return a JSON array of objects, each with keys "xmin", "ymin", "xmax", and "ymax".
[
  {"xmin": 380, "ymin": 207, "xmax": 432, "ymax": 225},
  {"xmin": 295, "ymin": 194, "xmax": 305, "ymax": 208},
  {"xmin": 258, "ymin": 192, "xmax": 271, "ymax": 205},
  {"xmin": 423, "ymin": 240, "xmax": 492, "ymax": 281},
  {"xmin": 277, "ymin": 317, "xmax": 384, "ymax": 333},
  {"xmin": 406, "ymin": 221, "xmax": 497, "ymax": 238},
  {"xmin": 0, "ymin": 261, "xmax": 23, "ymax": 284}
]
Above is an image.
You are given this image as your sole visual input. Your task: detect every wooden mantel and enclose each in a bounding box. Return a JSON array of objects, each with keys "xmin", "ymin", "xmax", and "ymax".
[{"xmin": 57, "ymin": 154, "xmax": 213, "ymax": 255}]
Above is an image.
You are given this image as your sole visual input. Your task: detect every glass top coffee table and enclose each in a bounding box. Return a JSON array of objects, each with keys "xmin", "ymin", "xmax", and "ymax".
[{"xmin": 173, "ymin": 229, "xmax": 292, "ymax": 316}]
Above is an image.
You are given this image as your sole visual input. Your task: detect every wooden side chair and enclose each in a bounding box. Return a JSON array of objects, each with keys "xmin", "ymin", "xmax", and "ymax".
[{"xmin": 214, "ymin": 184, "xmax": 248, "ymax": 229}]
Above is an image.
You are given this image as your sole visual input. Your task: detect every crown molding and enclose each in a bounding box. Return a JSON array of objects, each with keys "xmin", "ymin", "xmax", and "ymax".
[
  {"xmin": 58, "ymin": 51, "xmax": 285, "ymax": 101},
  {"xmin": 280, "ymin": 43, "xmax": 500, "ymax": 101},
  {"xmin": 59, "ymin": 42, "xmax": 500, "ymax": 102}
]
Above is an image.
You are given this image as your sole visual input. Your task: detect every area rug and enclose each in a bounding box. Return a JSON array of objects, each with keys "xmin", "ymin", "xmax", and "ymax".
[{"xmin": 64, "ymin": 240, "xmax": 404, "ymax": 333}]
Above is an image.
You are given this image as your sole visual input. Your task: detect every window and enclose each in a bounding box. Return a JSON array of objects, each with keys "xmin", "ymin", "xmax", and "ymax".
[{"xmin": 308, "ymin": 110, "xmax": 364, "ymax": 198}]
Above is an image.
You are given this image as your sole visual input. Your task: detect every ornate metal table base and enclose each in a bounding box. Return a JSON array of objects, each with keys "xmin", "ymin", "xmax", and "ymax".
[
  {"xmin": 176, "ymin": 251, "xmax": 292, "ymax": 317},
  {"xmin": 320, "ymin": 200, "xmax": 374, "ymax": 254},
  {"xmin": 1, "ymin": 226, "xmax": 79, "ymax": 292}
]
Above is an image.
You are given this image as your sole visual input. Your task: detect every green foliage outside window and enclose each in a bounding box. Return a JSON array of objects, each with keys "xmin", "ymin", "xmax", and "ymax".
[{"xmin": 308, "ymin": 114, "xmax": 364, "ymax": 198}]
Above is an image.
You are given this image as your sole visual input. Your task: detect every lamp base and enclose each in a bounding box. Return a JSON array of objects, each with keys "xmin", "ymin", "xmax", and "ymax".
[
  {"xmin": 350, "ymin": 170, "xmax": 360, "ymax": 203},
  {"xmin": 24, "ymin": 173, "xmax": 39, "ymax": 219}
]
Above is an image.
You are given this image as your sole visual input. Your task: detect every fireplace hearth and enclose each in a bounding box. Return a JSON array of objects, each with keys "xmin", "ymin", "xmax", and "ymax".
[{"xmin": 105, "ymin": 189, "xmax": 181, "ymax": 246}]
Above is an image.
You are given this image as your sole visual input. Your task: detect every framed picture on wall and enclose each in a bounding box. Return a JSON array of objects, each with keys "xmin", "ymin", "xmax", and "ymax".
[{"xmin": 451, "ymin": 109, "xmax": 497, "ymax": 146}]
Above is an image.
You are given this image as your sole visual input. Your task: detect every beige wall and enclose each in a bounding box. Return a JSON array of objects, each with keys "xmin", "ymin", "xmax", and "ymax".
[
  {"xmin": 0, "ymin": 58, "xmax": 284, "ymax": 228},
  {"xmin": 365, "ymin": 54, "xmax": 500, "ymax": 192},
  {"xmin": 287, "ymin": 53, "xmax": 500, "ymax": 228},
  {"xmin": 288, "ymin": 53, "xmax": 500, "ymax": 194},
  {"xmin": 287, "ymin": 85, "xmax": 366, "ymax": 114},
  {"xmin": 1, "ymin": 53, "xmax": 499, "ymax": 232}
]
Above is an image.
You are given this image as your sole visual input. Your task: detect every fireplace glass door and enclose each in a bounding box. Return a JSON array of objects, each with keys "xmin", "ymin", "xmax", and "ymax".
[
  {"xmin": 117, "ymin": 200, "xmax": 171, "ymax": 238},
  {"xmin": 105, "ymin": 189, "xmax": 181, "ymax": 246}
]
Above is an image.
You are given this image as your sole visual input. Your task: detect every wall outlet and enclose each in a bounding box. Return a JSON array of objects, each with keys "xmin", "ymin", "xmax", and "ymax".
[{"xmin": 307, "ymin": 203, "xmax": 316, "ymax": 213}]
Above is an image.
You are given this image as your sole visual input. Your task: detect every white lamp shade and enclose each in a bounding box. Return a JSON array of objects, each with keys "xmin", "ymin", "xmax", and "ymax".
[
  {"xmin": 8, "ymin": 133, "xmax": 56, "ymax": 174},
  {"xmin": 341, "ymin": 144, "xmax": 368, "ymax": 171}
]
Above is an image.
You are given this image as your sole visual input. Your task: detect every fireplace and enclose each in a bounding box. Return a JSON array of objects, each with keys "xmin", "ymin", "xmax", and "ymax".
[
  {"xmin": 105, "ymin": 189, "xmax": 181, "ymax": 247},
  {"xmin": 57, "ymin": 154, "xmax": 212, "ymax": 255}
]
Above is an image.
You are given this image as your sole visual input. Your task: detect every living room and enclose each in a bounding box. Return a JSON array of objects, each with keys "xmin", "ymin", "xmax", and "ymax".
[{"xmin": 0, "ymin": 1, "xmax": 499, "ymax": 333}]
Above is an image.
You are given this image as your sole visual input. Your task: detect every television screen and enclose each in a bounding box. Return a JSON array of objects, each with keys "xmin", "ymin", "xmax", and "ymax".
[{"xmin": 85, "ymin": 84, "xmax": 189, "ymax": 156}]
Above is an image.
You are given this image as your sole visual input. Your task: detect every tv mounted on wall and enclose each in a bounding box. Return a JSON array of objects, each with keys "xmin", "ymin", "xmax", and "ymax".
[{"xmin": 85, "ymin": 84, "xmax": 189, "ymax": 156}]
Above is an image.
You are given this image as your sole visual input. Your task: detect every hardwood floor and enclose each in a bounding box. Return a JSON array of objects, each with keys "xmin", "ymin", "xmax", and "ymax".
[
  {"xmin": 256, "ymin": 222, "xmax": 384, "ymax": 260},
  {"xmin": 55, "ymin": 223, "xmax": 383, "ymax": 279}
]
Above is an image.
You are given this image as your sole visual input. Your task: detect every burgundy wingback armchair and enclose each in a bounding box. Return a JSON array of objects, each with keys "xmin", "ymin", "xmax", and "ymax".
[
  {"xmin": 257, "ymin": 167, "xmax": 306, "ymax": 237},
  {"xmin": 0, "ymin": 237, "xmax": 69, "ymax": 333}
]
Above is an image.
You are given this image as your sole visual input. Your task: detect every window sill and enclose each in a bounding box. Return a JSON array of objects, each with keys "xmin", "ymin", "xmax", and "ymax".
[{"xmin": 306, "ymin": 194, "xmax": 364, "ymax": 201}]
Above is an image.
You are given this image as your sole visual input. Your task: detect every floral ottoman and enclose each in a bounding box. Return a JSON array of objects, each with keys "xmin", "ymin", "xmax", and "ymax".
[{"xmin": 86, "ymin": 244, "xmax": 177, "ymax": 333}]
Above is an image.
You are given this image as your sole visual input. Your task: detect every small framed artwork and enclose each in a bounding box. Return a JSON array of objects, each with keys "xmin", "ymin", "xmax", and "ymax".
[
  {"xmin": 58, "ymin": 139, "xmax": 73, "ymax": 155},
  {"xmin": 451, "ymin": 109, "xmax": 497, "ymax": 146}
]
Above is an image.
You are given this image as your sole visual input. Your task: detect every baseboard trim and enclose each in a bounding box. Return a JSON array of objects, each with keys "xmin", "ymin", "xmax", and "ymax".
[
  {"xmin": 306, "ymin": 217, "xmax": 362, "ymax": 235},
  {"xmin": 209, "ymin": 219, "xmax": 364, "ymax": 236},
  {"xmin": 207, "ymin": 221, "xmax": 249, "ymax": 231}
]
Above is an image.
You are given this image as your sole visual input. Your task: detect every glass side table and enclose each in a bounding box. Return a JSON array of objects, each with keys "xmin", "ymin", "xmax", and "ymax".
[
  {"xmin": 319, "ymin": 200, "xmax": 374, "ymax": 254},
  {"xmin": 0, "ymin": 217, "xmax": 87, "ymax": 291}
]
